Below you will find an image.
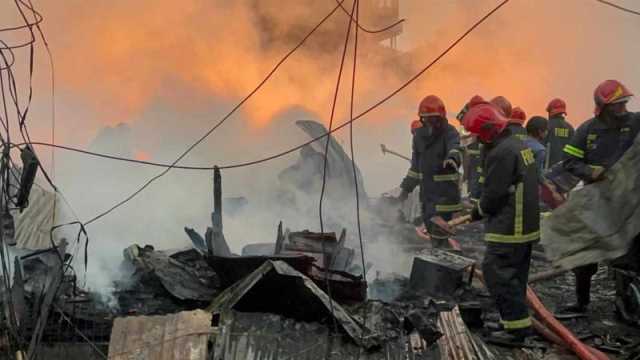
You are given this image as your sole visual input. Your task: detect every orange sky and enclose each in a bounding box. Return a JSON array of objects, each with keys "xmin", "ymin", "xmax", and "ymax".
[{"xmin": 2, "ymin": 0, "xmax": 640, "ymax": 142}]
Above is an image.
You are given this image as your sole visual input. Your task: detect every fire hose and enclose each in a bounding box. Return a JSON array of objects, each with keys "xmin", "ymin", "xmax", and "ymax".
[{"xmin": 472, "ymin": 268, "xmax": 609, "ymax": 360}]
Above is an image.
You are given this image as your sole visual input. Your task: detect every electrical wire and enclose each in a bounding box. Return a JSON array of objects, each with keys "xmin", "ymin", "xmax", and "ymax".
[
  {"xmin": 335, "ymin": 0, "xmax": 405, "ymax": 34},
  {"xmin": 22, "ymin": 141, "xmax": 216, "ymax": 170},
  {"xmin": 594, "ymin": 0, "xmax": 640, "ymax": 15},
  {"xmin": 84, "ymin": 0, "xmax": 349, "ymax": 226},
  {"xmin": 218, "ymin": 0, "xmax": 512, "ymax": 170},
  {"xmin": 23, "ymin": 0, "xmax": 509, "ymax": 175},
  {"xmin": 319, "ymin": 0, "xmax": 357, "ymax": 339},
  {"xmin": 0, "ymin": 3, "xmax": 96, "ymax": 356},
  {"xmin": 0, "ymin": 0, "xmax": 43, "ymax": 32},
  {"xmin": 345, "ymin": 0, "xmax": 372, "ymax": 349}
]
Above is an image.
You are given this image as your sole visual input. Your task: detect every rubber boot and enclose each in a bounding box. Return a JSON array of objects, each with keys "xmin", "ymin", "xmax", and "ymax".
[
  {"xmin": 557, "ymin": 274, "xmax": 591, "ymax": 315},
  {"xmin": 485, "ymin": 327, "xmax": 532, "ymax": 348}
]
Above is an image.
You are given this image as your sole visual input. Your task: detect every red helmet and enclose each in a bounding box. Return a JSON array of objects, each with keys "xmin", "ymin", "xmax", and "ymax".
[
  {"xmin": 594, "ymin": 80, "xmax": 633, "ymax": 115},
  {"xmin": 410, "ymin": 120, "xmax": 422, "ymax": 134},
  {"xmin": 462, "ymin": 103, "xmax": 509, "ymax": 143},
  {"xmin": 546, "ymin": 98, "xmax": 567, "ymax": 117},
  {"xmin": 418, "ymin": 95, "xmax": 446, "ymax": 118},
  {"xmin": 456, "ymin": 95, "xmax": 485, "ymax": 121},
  {"xmin": 510, "ymin": 106, "xmax": 526, "ymax": 125},
  {"xmin": 468, "ymin": 95, "xmax": 485, "ymax": 108},
  {"xmin": 490, "ymin": 96, "xmax": 513, "ymax": 118}
]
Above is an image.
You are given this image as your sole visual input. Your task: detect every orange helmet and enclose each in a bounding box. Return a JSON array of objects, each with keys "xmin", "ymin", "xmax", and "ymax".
[
  {"xmin": 456, "ymin": 95, "xmax": 485, "ymax": 121},
  {"xmin": 594, "ymin": 80, "xmax": 633, "ymax": 115},
  {"xmin": 462, "ymin": 103, "xmax": 509, "ymax": 143},
  {"xmin": 510, "ymin": 106, "xmax": 526, "ymax": 125},
  {"xmin": 546, "ymin": 98, "xmax": 567, "ymax": 117},
  {"xmin": 418, "ymin": 95, "xmax": 446, "ymax": 118},
  {"xmin": 410, "ymin": 120, "xmax": 422, "ymax": 134},
  {"xmin": 490, "ymin": 96, "xmax": 513, "ymax": 118}
]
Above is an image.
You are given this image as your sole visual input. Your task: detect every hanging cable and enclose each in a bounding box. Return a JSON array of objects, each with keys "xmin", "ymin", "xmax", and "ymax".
[
  {"xmin": 319, "ymin": 0, "xmax": 358, "ymax": 339},
  {"xmin": 335, "ymin": 0, "xmax": 405, "ymax": 34},
  {"xmin": 21, "ymin": 142, "xmax": 216, "ymax": 170},
  {"xmin": 14, "ymin": 0, "xmax": 513, "ymax": 232},
  {"xmin": 218, "ymin": 0, "xmax": 512, "ymax": 170},
  {"xmin": 346, "ymin": 0, "xmax": 372, "ymax": 346},
  {"xmin": 594, "ymin": 0, "xmax": 640, "ymax": 15},
  {"xmin": 83, "ymin": 0, "xmax": 349, "ymax": 226}
]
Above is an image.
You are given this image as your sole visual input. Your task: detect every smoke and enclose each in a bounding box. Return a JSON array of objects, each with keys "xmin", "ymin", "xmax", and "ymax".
[{"xmin": 1, "ymin": 0, "xmax": 640, "ymax": 293}]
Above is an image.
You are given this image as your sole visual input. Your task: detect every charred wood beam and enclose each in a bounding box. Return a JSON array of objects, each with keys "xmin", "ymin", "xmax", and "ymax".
[
  {"xmin": 209, "ymin": 166, "xmax": 231, "ymax": 257},
  {"xmin": 27, "ymin": 268, "xmax": 62, "ymax": 360}
]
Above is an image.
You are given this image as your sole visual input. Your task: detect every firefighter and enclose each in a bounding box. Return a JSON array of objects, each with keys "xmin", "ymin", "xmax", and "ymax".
[
  {"xmin": 463, "ymin": 102, "xmax": 540, "ymax": 345},
  {"xmin": 561, "ymin": 80, "xmax": 640, "ymax": 314},
  {"xmin": 545, "ymin": 98, "xmax": 575, "ymax": 168},
  {"xmin": 508, "ymin": 107, "xmax": 528, "ymax": 140},
  {"xmin": 456, "ymin": 95, "xmax": 486, "ymax": 204},
  {"xmin": 523, "ymin": 116, "xmax": 548, "ymax": 183},
  {"xmin": 399, "ymin": 95, "xmax": 463, "ymax": 247}
]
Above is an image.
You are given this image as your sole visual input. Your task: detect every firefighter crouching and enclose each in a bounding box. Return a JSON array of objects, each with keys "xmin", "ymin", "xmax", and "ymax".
[
  {"xmin": 398, "ymin": 95, "xmax": 463, "ymax": 248},
  {"xmin": 560, "ymin": 80, "xmax": 640, "ymax": 315},
  {"xmin": 462, "ymin": 102, "xmax": 540, "ymax": 345}
]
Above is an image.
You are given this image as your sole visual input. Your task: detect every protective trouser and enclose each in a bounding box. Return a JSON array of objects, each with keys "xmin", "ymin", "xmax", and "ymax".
[
  {"xmin": 482, "ymin": 242, "xmax": 533, "ymax": 330},
  {"xmin": 572, "ymin": 263, "xmax": 598, "ymax": 307},
  {"xmin": 427, "ymin": 212, "xmax": 452, "ymax": 248}
]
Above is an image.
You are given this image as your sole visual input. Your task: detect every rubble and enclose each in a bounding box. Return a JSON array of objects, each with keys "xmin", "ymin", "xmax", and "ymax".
[
  {"xmin": 409, "ymin": 250, "xmax": 476, "ymax": 299},
  {"xmin": 207, "ymin": 260, "xmax": 379, "ymax": 349},
  {"xmin": 4, "ymin": 159, "xmax": 639, "ymax": 360},
  {"xmin": 437, "ymin": 306, "xmax": 497, "ymax": 360}
]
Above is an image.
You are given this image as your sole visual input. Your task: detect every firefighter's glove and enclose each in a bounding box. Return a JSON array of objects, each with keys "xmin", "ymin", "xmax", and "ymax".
[{"xmin": 443, "ymin": 158, "xmax": 458, "ymax": 169}]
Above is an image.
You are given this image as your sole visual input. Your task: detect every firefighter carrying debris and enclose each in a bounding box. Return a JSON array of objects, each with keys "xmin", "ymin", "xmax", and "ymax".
[
  {"xmin": 560, "ymin": 79, "xmax": 640, "ymax": 315},
  {"xmin": 462, "ymin": 101, "xmax": 540, "ymax": 346},
  {"xmin": 398, "ymin": 95, "xmax": 463, "ymax": 248}
]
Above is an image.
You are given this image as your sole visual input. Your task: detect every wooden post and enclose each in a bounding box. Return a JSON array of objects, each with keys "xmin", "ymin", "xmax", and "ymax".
[{"xmin": 210, "ymin": 167, "xmax": 231, "ymax": 256}]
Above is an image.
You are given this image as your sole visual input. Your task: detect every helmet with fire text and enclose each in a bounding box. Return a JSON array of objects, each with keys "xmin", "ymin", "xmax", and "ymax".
[{"xmin": 593, "ymin": 80, "xmax": 633, "ymax": 116}]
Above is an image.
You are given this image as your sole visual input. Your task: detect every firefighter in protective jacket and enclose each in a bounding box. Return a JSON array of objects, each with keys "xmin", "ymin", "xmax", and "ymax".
[
  {"xmin": 508, "ymin": 106, "xmax": 528, "ymax": 140},
  {"xmin": 561, "ymin": 80, "xmax": 640, "ymax": 314},
  {"xmin": 545, "ymin": 98, "xmax": 575, "ymax": 168},
  {"xmin": 463, "ymin": 102, "xmax": 540, "ymax": 345},
  {"xmin": 399, "ymin": 95, "xmax": 463, "ymax": 247}
]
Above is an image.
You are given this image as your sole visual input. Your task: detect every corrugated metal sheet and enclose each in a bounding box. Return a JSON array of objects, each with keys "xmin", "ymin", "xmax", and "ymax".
[
  {"xmin": 15, "ymin": 183, "xmax": 57, "ymax": 250},
  {"xmin": 211, "ymin": 311, "xmax": 441, "ymax": 360},
  {"xmin": 107, "ymin": 309, "xmax": 214, "ymax": 360}
]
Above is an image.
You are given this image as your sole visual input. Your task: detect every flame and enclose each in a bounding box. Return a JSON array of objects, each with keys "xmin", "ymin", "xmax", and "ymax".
[{"xmin": 134, "ymin": 150, "xmax": 150, "ymax": 162}]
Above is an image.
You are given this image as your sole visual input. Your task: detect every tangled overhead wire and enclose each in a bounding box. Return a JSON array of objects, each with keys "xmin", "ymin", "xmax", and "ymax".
[{"xmin": 0, "ymin": 1, "xmax": 100, "ymax": 358}]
